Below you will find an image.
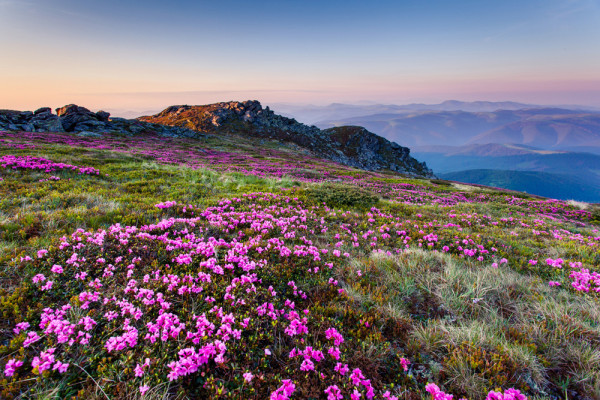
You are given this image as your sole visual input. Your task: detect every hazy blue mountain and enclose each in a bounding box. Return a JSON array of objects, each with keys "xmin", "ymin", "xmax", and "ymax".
[
  {"xmin": 467, "ymin": 114, "xmax": 600, "ymax": 149},
  {"xmin": 317, "ymin": 108, "xmax": 600, "ymax": 149},
  {"xmin": 440, "ymin": 169, "xmax": 600, "ymax": 203},
  {"xmin": 271, "ymin": 100, "xmax": 538, "ymax": 126},
  {"xmin": 413, "ymin": 146, "xmax": 600, "ymax": 177},
  {"xmin": 412, "ymin": 143, "xmax": 568, "ymax": 157}
]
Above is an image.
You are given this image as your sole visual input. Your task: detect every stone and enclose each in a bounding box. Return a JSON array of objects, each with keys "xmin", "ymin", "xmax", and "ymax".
[
  {"xmin": 31, "ymin": 107, "xmax": 64, "ymax": 132},
  {"xmin": 96, "ymin": 111, "xmax": 110, "ymax": 122},
  {"xmin": 56, "ymin": 104, "xmax": 100, "ymax": 131},
  {"xmin": 34, "ymin": 107, "xmax": 52, "ymax": 115}
]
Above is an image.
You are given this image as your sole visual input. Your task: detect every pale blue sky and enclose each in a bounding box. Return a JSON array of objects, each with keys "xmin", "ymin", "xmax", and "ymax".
[{"xmin": 1, "ymin": 0, "xmax": 599, "ymax": 112}]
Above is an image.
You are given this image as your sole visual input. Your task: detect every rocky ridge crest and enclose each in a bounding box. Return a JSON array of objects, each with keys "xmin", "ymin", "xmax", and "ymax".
[{"xmin": 140, "ymin": 100, "xmax": 434, "ymax": 176}]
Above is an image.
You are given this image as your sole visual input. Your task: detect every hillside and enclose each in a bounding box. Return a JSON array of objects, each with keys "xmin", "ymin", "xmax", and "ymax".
[
  {"xmin": 139, "ymin": 101, "xmax": 433, "ymax": 177},
  {"xmin": 412, "ymin": 144, "xmax": 600, "ymax": 177},
  {"xmin": 1, "ymin": 127, "xmax": 600, "ymax": 399},
  {"xmin": 440, "ymin": 169, "xmax": 600, "ymax": 203},
  {"xmin": 0, "ymin": 102, "xmax": 433, "ymax": 177}
]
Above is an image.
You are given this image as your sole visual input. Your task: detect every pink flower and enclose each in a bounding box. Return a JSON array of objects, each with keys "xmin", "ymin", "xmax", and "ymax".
[
  {"xmin": 4, "ymin": 359, "xmax": 23, "ymax": 377},
  {"xmin": 383, "ymin": 391, "xmax": 398, "ymax": 400},
  {"xmin": 13, "ymin": 321, "xmax": 30, "ymax": 334},
  {"xmin": 324, "ymin": 385, "xmax": 343, "ymax": 400},
  {"xmin": 328, "ymin": 346, "xmax": 341, "ymax": 360},
  {"xmin": 53, "ymin": 361, "xmax": 69, "ymax": 373},
  {"xmin": 23, "ymin": 331, "xmax": 41, "ymax": 347},
  {"xmin": 270, "ymin": 379, "xmax": 296, "ymax": 400},
  {"xmin": 400, "ymin": 357, "xmax": 410, "ymax": 371},
  {"xmin": 243, "ymin": 372, "xmax": 253, "ymax": 382},
  {"xmin": 425, "ymin": 383, "xmax": 454, "ymax": 400},
  {"xmin": 300, "ymin": 358, "xmax": 315, "ymax": 371},
  {"xmin": 325, "ymin": 327, "xmax": 344, "ymax": 346},
  {"xmin": 32, "ymin": 348, "xmax": 56, "ymax": 374},
  {"xmin": 140, "ymin": 385, "xmax": 150, "ymax": 395},
  {"xmin": 486, "ymin": 389, "xmax": 527, "ymax": 400},
  {"xmin": 51, "ymin": 264, "xmax": 64, "ymax": 274},
  {"xmin": 334, "ymin": 362, "xmax": 349, "ymax": 375}
]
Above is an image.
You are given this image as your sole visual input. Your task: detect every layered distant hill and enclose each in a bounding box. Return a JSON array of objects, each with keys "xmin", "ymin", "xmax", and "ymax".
[
  {"xmin": 278, "ymin": 101, "xmax": 600, "ymax": 202},
  {"xmin": 272, "ymin": 100, "xmax": 537, "ymax": 124},
  {"xmin": 315, "ymin": 107, "xmax": 600, "ymax": 152},
  {"xmin": 467, "ymin": 113, "xmax": 600, "ymax": 151}
]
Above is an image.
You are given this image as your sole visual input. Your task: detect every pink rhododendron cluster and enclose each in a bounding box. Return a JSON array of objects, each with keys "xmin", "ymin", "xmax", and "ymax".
[
  {"xmin": 0, "ymin": 154, "xmax": 100, "ymax": 175},
  {"xmin": 486, "ymin": 388, "xmax": 527, "ymax": 400},
  {"xmin": 6, "ymin": 193, "xmax": 426, "ymax": 398},
  {"xmin": 2, "ymin": 128, "xmax": 598, "ymax": 398}
]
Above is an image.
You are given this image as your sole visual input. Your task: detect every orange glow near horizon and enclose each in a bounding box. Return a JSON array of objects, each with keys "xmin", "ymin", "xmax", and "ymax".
[{"xmin": 2, "ymin": 76, "xmax": 599, "ymax": 116}]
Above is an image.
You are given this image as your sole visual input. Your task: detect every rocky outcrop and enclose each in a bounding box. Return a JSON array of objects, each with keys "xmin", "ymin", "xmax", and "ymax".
[
  {"xmin": 0, "ymin": 108, "xmax": 64, "ymax": 133},
  {"xmin": 140, "ymin": 100, "xmax": 434, "ymax": 177},
  {"xmin": 0, "ymin": 105, "xmax": 201, "ymax": 138}
]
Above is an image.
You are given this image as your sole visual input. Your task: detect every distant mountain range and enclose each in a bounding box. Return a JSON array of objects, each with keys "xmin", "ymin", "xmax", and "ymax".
[
  {"xmin": 272, "ymin": 100, "xmax": 598, "ymax": 126},
  {"xmin": 315, "ymin": 108, "xmax": 600, "ymax": 152},
  {"xmin": 275, "ymin": 101, "xmax": 600, "ymax": 202}
]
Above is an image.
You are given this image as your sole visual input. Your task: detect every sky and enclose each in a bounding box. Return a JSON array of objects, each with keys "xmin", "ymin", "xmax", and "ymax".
[{"xmin": 1, "ymin": 0, "xmax": 600, "ymax": 115}]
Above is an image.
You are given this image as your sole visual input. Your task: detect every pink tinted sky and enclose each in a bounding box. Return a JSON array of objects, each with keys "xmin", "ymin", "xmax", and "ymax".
[{"xmin": 1, "ymin": 0, "xmax": 599, "ymax": 115}]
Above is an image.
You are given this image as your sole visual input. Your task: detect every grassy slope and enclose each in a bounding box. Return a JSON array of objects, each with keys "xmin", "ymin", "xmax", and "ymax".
[{"xmin": 0, "ymin": 130, "xmax": 599, "ymax": 400}]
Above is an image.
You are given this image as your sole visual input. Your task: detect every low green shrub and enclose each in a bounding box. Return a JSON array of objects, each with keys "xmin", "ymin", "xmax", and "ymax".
[{"xmin": 305, "ymin": 183, "xmax": 379, "ymax": 208}]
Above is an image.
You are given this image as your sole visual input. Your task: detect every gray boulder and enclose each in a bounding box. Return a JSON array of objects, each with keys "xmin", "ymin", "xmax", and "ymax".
[
  {"xmin": 96, "ymin": 110, "xmax": 110, "ymax": 122},
  {"xmin": 56, "ymin": 104, "xmax": 108, "ymax": 132},
  {"xmin": 32, "ymin": 107, "xmax": 64, "ymax": 132}
]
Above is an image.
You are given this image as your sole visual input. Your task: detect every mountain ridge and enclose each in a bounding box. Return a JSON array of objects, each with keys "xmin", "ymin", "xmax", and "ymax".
[
  {"xmin": 0, "ymin": 101, "xmax": 434, "ymax": 178},
  {"xmin": 139, "ymin": 100, "xmax": 434, "ymax": 177}
]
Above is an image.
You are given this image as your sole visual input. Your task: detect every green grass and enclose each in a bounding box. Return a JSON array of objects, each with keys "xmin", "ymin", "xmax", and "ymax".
[{"xmin": 0, "ymin": 132, "xmax": 599, "ymax": 399}]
